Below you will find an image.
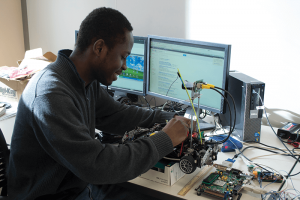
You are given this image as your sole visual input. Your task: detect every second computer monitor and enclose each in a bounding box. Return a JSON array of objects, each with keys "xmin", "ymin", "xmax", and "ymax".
[
  {"xmin": 109, "ymin": 36, "xmax": 147, "ymax": 96},
  {"xmin": 146, "ymin": 35, "xmax": 231, "ymax": 114}
]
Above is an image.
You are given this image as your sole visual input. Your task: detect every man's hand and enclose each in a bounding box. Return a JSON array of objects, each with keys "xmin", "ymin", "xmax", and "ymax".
[
  {"xmin": 174, "ymin": 115, "xmax": 197, "ymax": 132},
  {"xmin": 162, "ymin": 118, "xmax": 189, "ymax": 147}
]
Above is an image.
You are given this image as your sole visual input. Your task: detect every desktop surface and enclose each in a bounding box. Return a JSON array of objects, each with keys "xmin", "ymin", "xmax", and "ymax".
[{"xmin": 121, "ymin": 125, "xmax": 300, "ymax": 200}]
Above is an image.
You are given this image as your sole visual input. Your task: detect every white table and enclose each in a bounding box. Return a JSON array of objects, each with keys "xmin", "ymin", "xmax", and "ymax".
[{"xmin": 121, "ymin": 125, "xmax": 300, "ymax": 200}]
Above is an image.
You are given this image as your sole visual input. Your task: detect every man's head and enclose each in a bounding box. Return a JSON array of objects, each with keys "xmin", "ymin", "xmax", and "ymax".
[
  {"xmin": 73, "ymin": 7, "xmax": 134, "ymax": 86},
  {"xmin": 76, "ymin": 7, "xmax": 133, "ymax": 52}
]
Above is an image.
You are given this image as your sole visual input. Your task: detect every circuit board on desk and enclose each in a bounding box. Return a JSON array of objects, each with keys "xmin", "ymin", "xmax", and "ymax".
[{"xmin": 195, "ymin": 164, "xmax": 251, "ymax": 199}]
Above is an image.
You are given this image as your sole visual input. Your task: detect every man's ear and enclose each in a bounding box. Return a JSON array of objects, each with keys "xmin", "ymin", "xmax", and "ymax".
[{"xmin": 93, "ymin": 39, "xmax": 106, "ymax": 56}]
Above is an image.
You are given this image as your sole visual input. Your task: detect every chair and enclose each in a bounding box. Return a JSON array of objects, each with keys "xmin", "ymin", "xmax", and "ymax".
[{"xmin": 0, "ymin": 128, "xmax": 9, "ymax": 199}]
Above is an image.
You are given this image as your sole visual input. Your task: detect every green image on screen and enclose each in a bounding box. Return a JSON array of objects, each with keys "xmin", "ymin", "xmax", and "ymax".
[{"xmin": 119, "ymin": 54, "xmax": 144, "ymax": 81}]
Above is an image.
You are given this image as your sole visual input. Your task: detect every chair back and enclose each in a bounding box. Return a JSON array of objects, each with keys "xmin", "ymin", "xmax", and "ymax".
[{"xmin": 0, "ymin": 129, "xmax": 9, "ymax": 197}]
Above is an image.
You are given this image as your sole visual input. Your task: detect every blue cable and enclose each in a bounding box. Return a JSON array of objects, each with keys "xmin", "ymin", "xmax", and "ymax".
[
  {"xmin": 262, "ymin": 191, "xmax": 280, "ymax": 200},
  {"xmin": 223, "ymin": 191, "xmax": 229, "ymax": 200},
  {"xmin": 290, "ymin": 176, "xmax": 300, "ymax": 195}
]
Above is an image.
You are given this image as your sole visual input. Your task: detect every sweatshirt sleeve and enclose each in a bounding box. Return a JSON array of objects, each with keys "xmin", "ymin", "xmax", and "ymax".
[
  {"xmin": 32, "ymin": 94, "xmax": 174, "ymax": 185},
  {"xmin": 94, "ymin": 87, "xmax": 176, "ymax": 135}
]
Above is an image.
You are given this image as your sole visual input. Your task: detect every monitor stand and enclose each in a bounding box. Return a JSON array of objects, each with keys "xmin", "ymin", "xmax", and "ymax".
[
  {"xmin": 113, "ymin": 91, "xmax": 127, "ymax": 101},
  {"xmin": 113, "ymin": 91, "xmax": 139, "ymax": 105},
  {"xmin": 184, "ymin": 107, "xmax": 215, "ymax": 131}
]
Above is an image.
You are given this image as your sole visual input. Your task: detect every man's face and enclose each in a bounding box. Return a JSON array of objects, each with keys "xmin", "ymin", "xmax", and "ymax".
[{"xmin": 95, "ymin": 31, "xmax": 134, "ymax": 86}]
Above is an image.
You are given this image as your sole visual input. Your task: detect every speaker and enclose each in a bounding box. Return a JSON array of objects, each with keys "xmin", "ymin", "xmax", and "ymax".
[{"xmin": 219, "ymin": 71, "xmax": 265, "ymax": 142}]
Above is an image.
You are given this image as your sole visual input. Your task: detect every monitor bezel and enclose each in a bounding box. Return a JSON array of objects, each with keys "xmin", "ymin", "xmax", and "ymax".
[
  {"xmin": 146, "ymin": 35, "xmax": 231, "ymax": 114},
  {"xmin": 108, "ymin": 36, "xmax": 147, "ymax": 96}
]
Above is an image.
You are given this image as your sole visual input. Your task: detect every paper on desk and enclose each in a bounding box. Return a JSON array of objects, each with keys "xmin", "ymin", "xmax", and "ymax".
[{"xmin": 0, "ymin": 102, "xmax": 18, "ymax": 121}]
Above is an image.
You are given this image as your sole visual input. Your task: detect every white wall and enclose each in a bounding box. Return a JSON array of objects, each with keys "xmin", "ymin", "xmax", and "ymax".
[
  {"xmin": 27, "ymin": 0, "xmax": 116, "ymax": 53},
  {"xmin": 116, "ymin": 0, "xmax": 187, "ymax": 38},
  {"xmin": 25, "ymin": 0, "xmax": 300, "ymax": 127},
  {"xmin": 186, "ymin": 0, "xmax": 300, "ymax": 127},
  {"xmin": 0, "ymin": 0, "xmax": 25, "ymax": 67}
]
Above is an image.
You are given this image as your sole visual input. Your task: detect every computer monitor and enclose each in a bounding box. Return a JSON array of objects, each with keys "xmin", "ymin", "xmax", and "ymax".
[
  {"xmin": 146, "ymin": 35, "xmax": 231, "ymax": 114},
  {"xmin": 109, "ymin": 36, "xmax": 147, "ymax": 96}
]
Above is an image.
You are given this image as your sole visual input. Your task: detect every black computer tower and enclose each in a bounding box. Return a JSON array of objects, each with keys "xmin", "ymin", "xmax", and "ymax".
[{"xmin": 219, "ymin": 71, "xmax": 265, "ymax": 142}]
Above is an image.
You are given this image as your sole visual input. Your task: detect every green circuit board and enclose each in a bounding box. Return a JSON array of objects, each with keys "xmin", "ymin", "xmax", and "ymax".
[{"xmin": 195, "ymin": 165, "xmax": 248, "ymax": 199}]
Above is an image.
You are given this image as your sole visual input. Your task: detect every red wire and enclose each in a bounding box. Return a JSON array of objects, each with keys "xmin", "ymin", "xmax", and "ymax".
[
  {"xmin": 179, "ymin": 131, "xmax": 189, "ymax": 156},
  {"xmin": 180, "ymin": 142, "xmax": 184, "ymax": 156}
]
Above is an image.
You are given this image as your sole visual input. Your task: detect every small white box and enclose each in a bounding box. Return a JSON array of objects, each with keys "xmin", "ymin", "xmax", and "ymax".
[{"xmin": 140, "ymin": 160, "xmax": 185, "ymax": 186}]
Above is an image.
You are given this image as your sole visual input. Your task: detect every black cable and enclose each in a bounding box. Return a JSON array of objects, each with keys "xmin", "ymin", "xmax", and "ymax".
[
  {"xmin": 244, "ymin": 141, "xmax": 288, "ymax": 154},
  {"xmin": 216, "ymin": 87, "xmax": 300, "ymax": 179},
  {"xmin": 236, "ymin": 146, "xmax": 290, "ymax": 157},
  {"xmin": 278, "ymin": 155, "xmax": 300, "ymax": 191},
  {"xmin": 235, "ymin": 145, "xmax": 300, "ymax": 176},
  {"xmin": 288, "ymin": 170, "xmax": 300, "ymax": 177},
  {"xmin": 237, "ymin": 193, "xmax": 242, "ymax": 200},
  {"xmin": 148, "ymin": 97, "xmax": 156, "ymax": 108},
  {"xmin": 166, "ymin": 76, "xmax": 178, "ymax": 97},
  {"xmin": 253, "ymin": 90, "xmax": 297, "ymax": 161},
  {"xmin": 142, "ymin": 96, "xmax": 151, "ymax": 110},
  {"xmin": 293, "ymin": 147, "xmax": 300, "ymax": 153},
  {"xmin": 230, "ymin": 137, "xmax": 272, "ymax": 173},
  {"xmin": 169, "ymin": 101, "xmax": 176, "ymax": 112},
  {"xmin": 245, "ymin": 90, "xmax": 300, "ymax": 180},
  {"xmin": 206, "ymin": 88, "xmax": 233, "ymax": 144},
  {"xmin": 214, "ymin": 86, "xmax": 237, "ymax": 134},
  {"xmin": 254, "ymin": 91, "xmax": 300, "ymax": 179}
]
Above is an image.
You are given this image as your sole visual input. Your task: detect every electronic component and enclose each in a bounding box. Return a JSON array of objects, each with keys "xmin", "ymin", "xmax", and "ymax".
[
  {"xmin": 247, "ymin": 164, "xmax": 255, "ymax": 172},
  {"xmin": 195, "ymin": 164, "xmax": 249, "ymax": 199},
  {"xmin": 202, "ymin": 173, "xmax": 219, "ymax": 185},
  {"xmin": 252, "ymin": 171, "xmax": 283, "ymax": 183},
  {"xmin": 213, "ymin": 164, "xmax": 227, "ymax": 171},
  {"xmin": 213, "ymin": 180, "xmax": 226, "ymax": 187},
  {"xmin": 231, "ymin": 168, "xmax": 242, "ymax": 175},
  {"xmin": 267, "ymin": 193, "xmax": 280, "ymax": 200},
  {"xmin": 277, "ymin": 122, "xmax": 300, "ymax": 142},
  {"xmin": 219, "ymin": 71, "xmax": 265, "ymax": 142},
  {"xmin": 233, "ymin": 185, "xmax": 242, "ymax": 195},
  {"xmin": 121, "ymin": 123, "xmax": 164, "ymax": 143}
]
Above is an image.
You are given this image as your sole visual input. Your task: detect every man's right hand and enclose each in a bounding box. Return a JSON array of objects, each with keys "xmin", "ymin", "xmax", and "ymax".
[{"xmin": 162, "ymin": 118, "xmax": 189, "ymax": 147}]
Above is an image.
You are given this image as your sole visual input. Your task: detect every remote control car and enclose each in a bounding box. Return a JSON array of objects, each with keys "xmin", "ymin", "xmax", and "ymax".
[{"xmin": 121, "ymin": 123, "xmax": 221, "ymax": 174}]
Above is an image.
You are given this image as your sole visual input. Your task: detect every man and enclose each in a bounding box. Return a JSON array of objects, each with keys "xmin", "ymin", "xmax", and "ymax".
[{"xmin": 8, "ymin": 7, "xmax": 189, "ymax": 200}]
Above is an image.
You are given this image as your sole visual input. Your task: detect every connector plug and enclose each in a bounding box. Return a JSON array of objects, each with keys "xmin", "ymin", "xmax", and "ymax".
[{"xmin": 222, "ymin": 158, "xmax": 235, "ymax": 167}]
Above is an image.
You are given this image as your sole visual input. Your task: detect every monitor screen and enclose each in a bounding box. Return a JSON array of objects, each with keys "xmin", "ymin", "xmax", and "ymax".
[
  {"xmin": 109, "ymin": 36, "xmax": 147, "ymax": 95},
  {"xmin": 146, "ymin": 35, "xmax": 231, "ymax": 114}
]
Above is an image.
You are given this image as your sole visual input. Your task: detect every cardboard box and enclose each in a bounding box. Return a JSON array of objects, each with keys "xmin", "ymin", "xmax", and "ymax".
[
  {"xmin": 0, "ymin": 48, "xmax": 56, "ymax": 102},
  {"xmin": 140, "ymin": 159, "xmax": 185, "ymax": 186},
  {"xmin": 0, "ymin": 79, "xmax": 29, "ymax": 102}
]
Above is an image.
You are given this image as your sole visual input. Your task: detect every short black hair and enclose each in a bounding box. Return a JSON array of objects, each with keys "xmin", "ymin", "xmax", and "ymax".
[{"xmin": 76, "ymin": 7, "xmax": 133, "ymax": 52}]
